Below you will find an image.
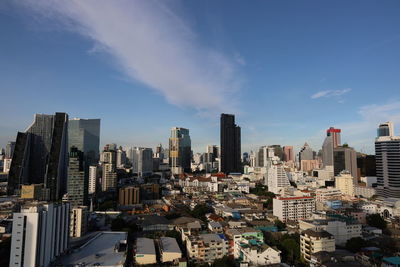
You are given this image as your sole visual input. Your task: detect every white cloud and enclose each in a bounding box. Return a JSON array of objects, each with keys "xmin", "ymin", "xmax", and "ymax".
[
  {"xmin": 311, "ymin": 88, "xmax": 351, "ymax": 99},
  {"xmin": 16, "ymin": 0, "xmax": 242, "ymax": 113}
]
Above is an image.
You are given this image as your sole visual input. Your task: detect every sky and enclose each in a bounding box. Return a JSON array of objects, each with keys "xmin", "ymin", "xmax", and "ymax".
[{"xmin": 1, "ymin": 0, "xmax": 400, "ymax": 154}]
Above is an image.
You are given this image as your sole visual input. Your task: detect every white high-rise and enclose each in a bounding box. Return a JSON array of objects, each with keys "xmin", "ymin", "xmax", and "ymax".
[
  {"xmin": 88, "ymin": 165, "xmax": 97, "ymax": 194},
  {"xmin": 9, "ymin": 202, "xmax": 70, "ymax": 267},
  {"xmin": 127, "ymin": 147, "xmax": 153, "ymax": 177},
  {"xmin": 375, "ymin": 122, "xmax": 400, "ymax": 198}
]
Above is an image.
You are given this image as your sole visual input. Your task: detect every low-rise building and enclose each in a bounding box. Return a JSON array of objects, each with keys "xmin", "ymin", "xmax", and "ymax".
[
  {"xmin": 159, "ymin": 237, "xmax": 182, "ymax": 263},
  {"xmin": 136, "ymin": 238, "xmax": 157, "ymax": 265},
  {"xmin": 186, "ymin": 233, "xmax": 229, "ymax": 264},
  {"xmin": 237, "ymin": 238, "xmax": 281, "ymax": 266},
  {"xmin": 70, "ymin": 206, "xmax": 88, "ymax": 238},
  {"xmin": 300, "ymin": 229, "xmax": 335, "ymax": 264}
]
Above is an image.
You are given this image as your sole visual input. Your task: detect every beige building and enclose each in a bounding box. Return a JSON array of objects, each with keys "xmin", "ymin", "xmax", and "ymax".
[
  {"xmin": 273, "ymin": 196, "xmax": 315, "ymax": 222},
  {"xmin": 186, "ymin": 233, "xmax": 229, "ymax": 264},
  {"xmin": 335, "ymin": 171, "xmax": 354, "ymax": 196},
  {"xmin": 135, "ymin": 238, "xmax": 156, "ymax": 265},
  {"xmin": 21, "ymin": 184, "xmax": 43, "ymax": 200},
  {"xmin": 119, "ymin": 186, "xmax": 140, "ymax": 205},
  {"xmin": 102, "ymin": 163, "xmax": 117, "ymax": 191},
  {"xmin": 160, "ymin": 237, "xmax": 182, "ymax": 263},
  {"xmin": 70, "ymin": 206, "xmax": 88, "ymax": 238},
  {"xmin": 300, "ymin": 229, "xmax": 335, "ymax": 263}
]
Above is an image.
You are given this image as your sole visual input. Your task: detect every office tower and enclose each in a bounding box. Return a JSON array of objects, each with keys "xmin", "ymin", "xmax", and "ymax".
[
  {"xmin": 66, "ymin": 147, "xmax": 86, "ymax": 207},
  {"xmin": 299, "ymin": 143, "xmax": 314, "ymax": 161},
  {"xmin": 116, "ymin": 146, "xmax": 127, "ymax": 168},
  {"xmin": 88, "ymin": 165, "xmax": 97, "ymax": 195},
  {"xmin": 9, "ymin": 202, "xmax": 70, "ymax": 267},
  {"xmin": 128, "ymin": 147, "xmax": 153, "ymax": 177},
  {"xmin": 220, "ymin": 114, "xmax": 241, "ymax": 173},
  {"xmin": 70, "ymin": 206, "xmax": 88, "ymax": 238},
  {"xmin": 155, "ymin": 144, "xmax": 164, "ymax": 159},
  {"xmin": 7, "ymin": 113, "xmax": 68, "ymax": 201},
  {"xmin": 119, "ymin": 186, "xmax": 140, "ymax": 205},
  {"xmin": 169, "ymin": 127, "xmax": 191, "ymax": 174},
  {"xmin": 357, "ymin": 154, "xmax": 376, "ymax": 177},
  {"xmin": 256, "ymin": 146, "xmax": 274, "ymax": 167},
  {"xmin": 242, "ymin": 152, "xmax": 249, "ymax": 163},
  {"xmin": 283, "ymin": 146, "xmax": 294, "ymax": 162},
  {"xmin": 327, "ymin": 127, "xmax": 341, "ymax": 148},
  {"xmin": 101, "ymin": 145, "xmax": 117, "ymax": 191},
  {"xmin": 68, "ymin": 118, "xmax": 100, "ymax": 165},
  {"xmin": 5, "ymin": 141, "xmax": 15, "ymax": 159},
  {"xmin": 270, "ymin": 145, "xmax": 283, "ymax": 160},
  {"xmin": 377, "ymin": 122, "xmax": 394, "ymax": 137},
  {"xmin": 322, "ymin": 127, "xmax": 341, "ymax": 168},
  {"xmin": 3, "ymin": 158, "xmax": 12, "ymax": 173},
  {"xmin": 205, "ymin": 145, "xmax": 218, "ymax": 163},
  {"xmin": 375, "ymin": 122, "xmax": 400, "ymax": 198},
  {"xmin": 333, "ymin": 146, "xmax": 357, "ymax": 182}
]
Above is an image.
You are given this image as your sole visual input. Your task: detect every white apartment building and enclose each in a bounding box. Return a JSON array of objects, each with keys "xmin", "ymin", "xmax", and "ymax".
[
  {"xmin": 299, "ymin": 219, "xmax": 361, "ymax": 245},
  {"xmin": 9, "ymin": 202, "xmax": 70, "ymax": 267},
  {"xmin": 88, "ymin": 165, "xmax": 97, "ymax": 194},
  {"xmin": 70, "ymin": 206, "xmax": 88, "ymax": 238},
  {"xmin": 335, "ymin": 171, "xmax": 355, "ymax": 196},
  {"xmin": 300, "ymin": 229, "xmax": 335, "ymax": 263},
  {"xmin": 273, "ymin": 196, "xmax": 315, "ymax": 222},
  {"xmin": 354, "ymin": 185, "xmax": 376, "ymax": 198},
  {"xmin": 3, "ymin": 158, "xmax": 12, "ymax": 173}
]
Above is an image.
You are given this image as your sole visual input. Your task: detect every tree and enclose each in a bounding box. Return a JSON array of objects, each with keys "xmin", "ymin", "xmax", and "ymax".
[
  {"xmin": 190, "ymin": 204, "xmax": 212, "ymax": 221},
  {"xmin": 274, "ymin": 219, "xmax": 286, "ymax": 231},
  {"xmin": 367, "ymin": 213, "xmax": 387, "ymax": 229},
  {"xmin": 210, "ymin": 256, "xmax": 235, "ymax": 267},
  {"xmin": 281, "ymin": 238, "xmax": 300, "ymax": 264},
  {"xmin": 346, "ymin": 237, "xmax": 368, "ymax": 252}
]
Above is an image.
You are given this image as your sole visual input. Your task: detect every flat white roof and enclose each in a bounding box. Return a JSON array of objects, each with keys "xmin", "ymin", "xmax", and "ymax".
[
  {"xmin": 160, "ymin": 237, "xmax": 181, "ymax": 254},
  {"xmin": 136, "ymin": 238, "xmax": 156, "ymax": 255},
  {"xmin": 58, "ymin": 232, "xmax": 127, "ymax": 266}
]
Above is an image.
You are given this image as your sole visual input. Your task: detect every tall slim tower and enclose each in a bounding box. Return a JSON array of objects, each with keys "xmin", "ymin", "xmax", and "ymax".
[
  {"xmin": 169, "ymin": 127, "xmax": 191, "ymax": 174},
  {"xmin": 220, "ymin": 113, "xmax": 241, "ymax": 173},
  {"xmin": 66, "ymin": 147, "xmax": 86, "ymax": 207},
  {"xmin": 375, "ymin": 122, "xmax": 400, "ymax": 198},
  {"xmin": 322, "ymin": 127, "xmax": 341, "ymax": 168}
]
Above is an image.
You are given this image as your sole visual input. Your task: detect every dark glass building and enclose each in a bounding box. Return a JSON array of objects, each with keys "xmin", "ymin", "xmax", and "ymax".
[
  {"xmin": 220, "ymin": 113, "xmax": 241, "ymax": 173},
  {"xmin": 7, "ymin": 113, "xmax": 69, "ymax": 200},
  {"xmin": 66, "ymin": 147, "xmax": 86, "ymax": 207}
]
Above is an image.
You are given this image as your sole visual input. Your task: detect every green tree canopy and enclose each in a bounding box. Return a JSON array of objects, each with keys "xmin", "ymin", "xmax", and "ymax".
[{"xmin": 366, "ymin": 213, "xmax": 387, "ymax": 229}]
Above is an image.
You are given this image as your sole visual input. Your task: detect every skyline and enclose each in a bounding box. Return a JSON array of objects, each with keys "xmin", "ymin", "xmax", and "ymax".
[{"xmin": 1, "ymin": 1, "xmax": 400, "ymax": 153}]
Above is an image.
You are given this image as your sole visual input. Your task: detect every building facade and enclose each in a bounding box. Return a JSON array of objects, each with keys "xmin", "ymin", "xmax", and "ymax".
[
  {"xmin": 220, "ymin": 113, "xmax": 241, "ymax": 174},
  {"xmin": 273, "ymin": 196, "xmax": 316, "ymax": 222},
  {"xmin": 169, "ymin": 127, "xmax": 191, "ymax": 174}
]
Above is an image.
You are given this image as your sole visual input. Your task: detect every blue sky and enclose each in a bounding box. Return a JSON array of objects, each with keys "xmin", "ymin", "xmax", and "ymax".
[{"xmin": 1, "ymin": 0, "xmax": 400, "ymax": 154}]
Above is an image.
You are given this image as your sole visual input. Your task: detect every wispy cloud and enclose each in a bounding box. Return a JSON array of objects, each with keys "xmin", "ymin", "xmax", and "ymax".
[
  {"xmin": 15, "ymin": 0, "xmax": 243, "ymax": 114},
  {"xmin": 311, "ymin": 88, "xmax": 351, "ymax": 99}
]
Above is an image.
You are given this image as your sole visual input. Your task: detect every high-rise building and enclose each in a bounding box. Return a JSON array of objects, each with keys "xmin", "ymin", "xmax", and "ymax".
[
  {"xmin": 66, "ymin": 147, "xmax": 86, "ymax": 207},
  {"xmin": 119, "ymin": 186, "xmax": 140, "ymax": 205},
  {"xmin": 335, "ymin": 171, "xmax": 355, "ymax": 196},
  {"xmin": 375, "ymin": 122, "xmax": 400, "ymax": 198},
  {"xmin": 88, "ymin": 165, "xmax": 97, "ymax": 195},
  {"xmin": 116, "ymin": 146, "xmax": 127, "ymax": 168},
  {"xmin": 7, "ymin": 113, "xmax": 69, "ymax": 201},
  {"xmin": 377, "ymin": 122, "xmax": 394, "ymax": 137},
  {"xmin": 322, "ymin": 127, "xmax": 341, "ymax": 168},
  {"xmin": 68, "ymin": 118, "xmax": 100, "ymax": 165},
  {"xmin": 220, "ymin": 114, "xmax": 241, "ymax": 173},
  {"xmin": 101, "ymin": 145, "xmax": 117, "ymax": 191},
  {"xmin": 333, "ymin": 146, "xmax": 357, "ymax": 182},
  {"xmin": 299, "ymin": 143, "xmax": 314, "ymax": 161},
  {"xmin": 357, "ymin": 154, "xmax": 376, "ymax": 178},
  {"xmin": 169, "ymin": 127, "xmax": 191, "ymax": 174},
  {"xmin": 283, "ymin": 146, "xmax": 294, "ymax": 162},
  {"xmin": 9, "ymin": 202, "xmax": 70, "ymax": 267},
  {"xmin": 128, "ymin": 147, "xmax": 153, "ymax": 177},
  {"xmin": 5, "ymin": 141, "xmax": 15, "ymax": 159}
]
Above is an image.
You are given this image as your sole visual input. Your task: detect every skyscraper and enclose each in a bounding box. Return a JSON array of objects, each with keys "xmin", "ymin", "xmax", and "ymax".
[
  {"xmin": 333, "ymin": 146, "xmax": 357, "ymax": 182},
  {"xmin": 7, "ymin": 113, "xmax": 68, "ymax": 201},
  {"xmin": 220, "ymin": 113, "xmax": 241, "ymax": 173},
  {"xmin": 322, "ymin": 127, "xmax": 341, "ymax": 168},
  {"xmin": 375, "ymin": 122, "xmax": 400, "ymax": 198},
  {"xmin": 128, "ymin": 147, "xmax": 153, "ymax": 177},
  {"xmin": 66, "ymin": 147, "xmax": 86, "ymax": 207},
  {"xmin": 101, "ymin": 145, "xmax": 117, "ymax": 191},
  {"xmin": 5, "ymin": 141, "xmax": 15, "ymax": 159},
  {"xmin": 299, "ymin": 143, "xmax": 314, "ymax": 161},
  {"xmin": 283, "ymin": 146, "xmax": 294, "ymax": 162},
  {"xmin": 169, "ymin": 127, "xmax": 191, "ymax": 174}
]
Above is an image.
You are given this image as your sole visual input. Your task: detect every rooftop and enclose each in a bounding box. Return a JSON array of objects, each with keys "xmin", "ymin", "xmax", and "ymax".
[
  {"xmin": 136, "ymin": 238, "xmax": 156, "ymax": 255},
  {"xmin": 58, "ymin": 232, "xmax": 127, "ymax": 266},
  {"xmin": 160, "ymin": 237, "xmax": 181, "ymax": 254}
]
